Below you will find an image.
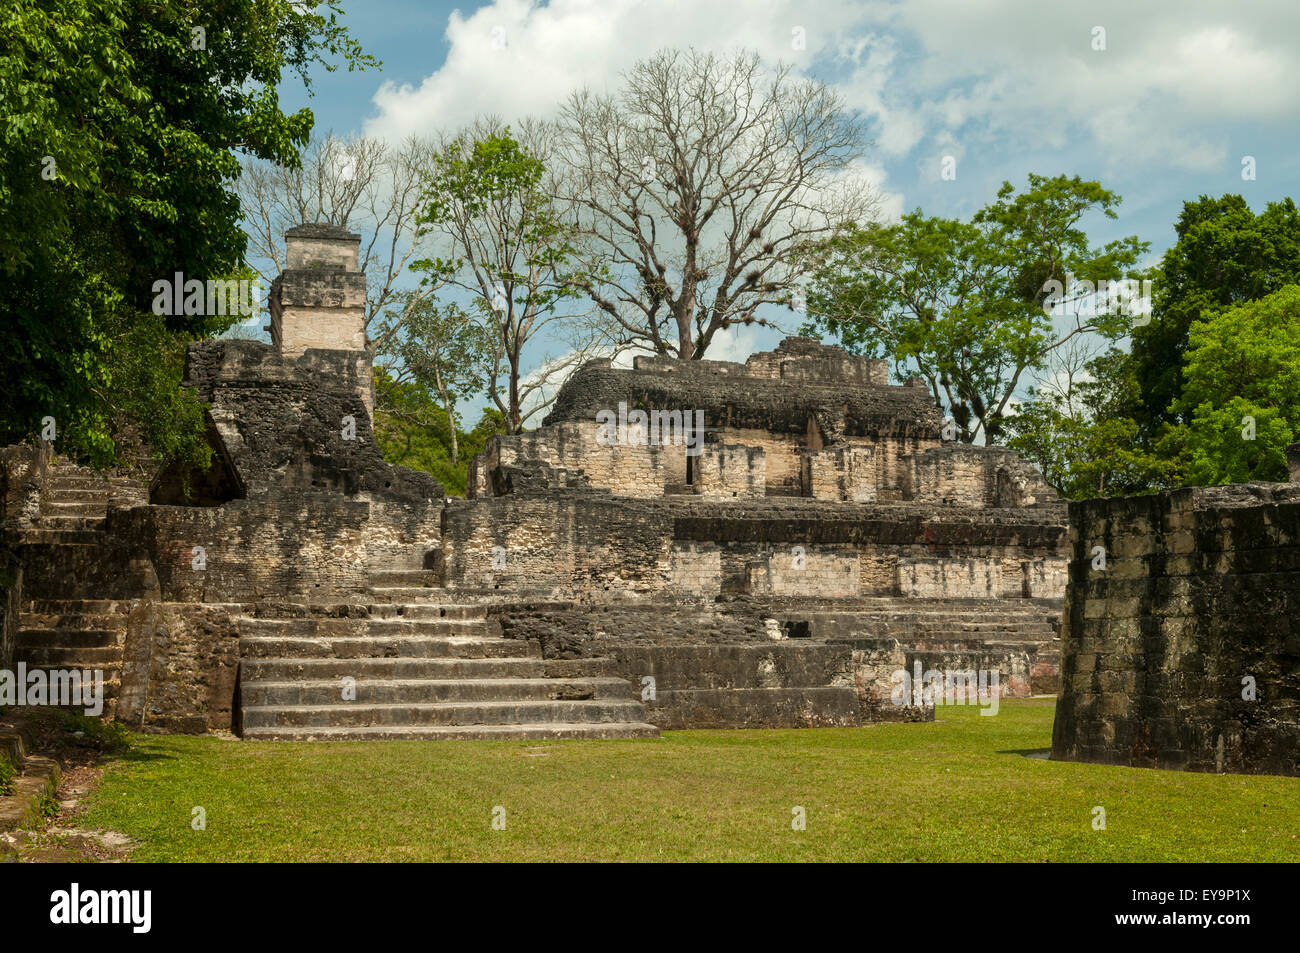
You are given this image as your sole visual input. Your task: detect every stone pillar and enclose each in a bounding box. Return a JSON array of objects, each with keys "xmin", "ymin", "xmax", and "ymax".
[
  {"xmin": 268, "ymin": 223, "xmax": 372, "ymax": 416},
  {"xmin": 1288, "ymin": 442, "xmax": 1300, "ymax": 482}
]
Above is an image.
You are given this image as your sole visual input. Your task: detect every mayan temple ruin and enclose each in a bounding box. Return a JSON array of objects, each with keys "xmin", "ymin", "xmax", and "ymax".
[{"xmin": 0, "ymin": 224, "xmax": 1294, "ymax": 774}]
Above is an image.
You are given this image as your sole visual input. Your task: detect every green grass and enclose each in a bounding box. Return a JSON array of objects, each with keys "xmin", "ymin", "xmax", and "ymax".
[{"xmin": 73, "ymin": 700, "xmax": 1299, "ymax": 862}]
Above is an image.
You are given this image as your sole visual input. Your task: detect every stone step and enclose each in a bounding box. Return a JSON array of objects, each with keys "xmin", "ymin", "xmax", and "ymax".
[
  {"xmin": 16, "ymin": 646, "xmax": 123, "ymax": 666},
  {"xmin": 240, "ymin": 722, "xmax": 661, "ymax": 741},
  {"xmin": 860, "ymin": 623, "xmax": 1056, "ymax": 636},
  {"xmin": 42, "ymin": 500, "xmax": 107, "ymax": 516},
  {"xmin": 542, "ymin": 658, "xmax": 617, "ymax": 678},
  {"xmin": 367, "ymin": 569, "xmax": 439, "ymax": 587},
  {"xmin": 35, "ymin": 515, "xmax": 105, "ymax": 531},
  {"xmin": 248, "ymin": 602, "xmax": 486, "ymax": 621},
  {"xmin": 16, "ymin": 627, "xmax": 121, "ymax": 649},
  {"xmin": 363, "ymin": 604, "xmax": 486, "ymax": 620},
  {"xmin": 17, "ymin": 529, "xmax": 107, "ymax": 546},
  {"xmin": 367, "ymin": 587, "xmax": 453, "ymax": 604},
  {"xmin": 236, "ymin": 617, "xmax": 487, "ymax": 638},
  {"xmin": 0, "ymin": 667, "xmax": 120, "ymax": 687},
  {"xmin": 851, "ymin": 609, "xmax": 1057, "ymax": 620},
  {"xmin": 21, "ymin": 600, "xmax": 134, "ymax": 615},
  {"xmin": 240, "ymin": 656, "xmax": 547, "ymax": 680},
  {"xmin": 240, "ymin": 677, "xmax": 638, "ymax": 707},
  {"xmin": 42, "ymin": 487, "xmax": 108, "ymax": 503},
  {"xmin": 238, "ymin": 635, "xmax": 542, "ymax": 660},
  {"xmin": 45, "ymin": 473, "xmax": 106, "ymax": 487},
  {"xmin": 18, "ymin": 612, "xmax": 129, "ymax": 631},
  {"xmin": 241, "ymin": 698, "xmax": 650, "ymax": 729}
]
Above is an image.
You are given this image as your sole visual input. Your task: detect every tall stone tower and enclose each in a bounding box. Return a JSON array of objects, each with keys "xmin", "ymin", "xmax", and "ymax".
[
  {"xmin": 268, "ymin": 223, "xmax": 372, "ymax": 416},
  {"xmin": 268, "ymin": 223, "xmax": 367, "ymax": 355}
]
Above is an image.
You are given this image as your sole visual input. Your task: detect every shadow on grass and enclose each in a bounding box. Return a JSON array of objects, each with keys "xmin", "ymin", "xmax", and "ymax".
[{"xmin": 999, "ymin": 747, "xmax": 1052, "ymax": 759}]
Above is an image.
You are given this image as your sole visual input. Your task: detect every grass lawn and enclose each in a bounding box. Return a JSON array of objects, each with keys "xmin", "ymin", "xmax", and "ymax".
[{"xmin": 72, "ymin": 699, "xmax": 1299, "ymax": 862}]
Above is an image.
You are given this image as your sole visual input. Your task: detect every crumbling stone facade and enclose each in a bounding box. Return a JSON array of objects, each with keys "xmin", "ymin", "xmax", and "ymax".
[
  {"xmin": 1051, "ymin": 479, "xmax": 1300, "ymax": 776},
  {"xmin": 449, "ymin": 335, "xmax": 1069, "ymax": 726},
  {"xmin": 0, "ymin": 225, "xmax": 1072, "ymax": 738}
]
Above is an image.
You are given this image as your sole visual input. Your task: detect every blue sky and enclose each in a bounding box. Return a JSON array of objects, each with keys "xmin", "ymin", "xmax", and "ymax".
[{"xmin": 267, "ymin": 0, "xmax": 1300, "ymax": 401}]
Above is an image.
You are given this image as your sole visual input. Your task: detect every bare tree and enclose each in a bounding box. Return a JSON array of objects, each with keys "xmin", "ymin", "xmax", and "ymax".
[
  {"xmin": 413, "ymin": 118, "xmax": 615, "ymax": 432},
  {"xmin": 235, "ymin": 133, "xmax": 439, "ymax": 359},
  {"xmin": 555, "ymin": 48, "xmax": 879, "ymax": 360}
]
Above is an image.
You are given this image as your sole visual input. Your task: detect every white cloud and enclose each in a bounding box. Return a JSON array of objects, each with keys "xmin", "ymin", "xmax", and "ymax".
[
  {"xmin": 364, "ymin": 0, "xmax": 876, "ymax": 141},
  {"xmin": 363, "ymin": 0, "xmax": 1300, "ymax": 189}
]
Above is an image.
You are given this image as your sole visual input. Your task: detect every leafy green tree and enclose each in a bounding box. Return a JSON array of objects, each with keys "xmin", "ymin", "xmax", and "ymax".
[
  {"xmin": 1130, "ymin": 195, "xmax": 1300, "ymax": 436},
  {"xmin": 801, "ymin": 174, "xmax": 1147, "ymax": 443},
  {"xmin": 373, "ymin": 366, "xmax": 505, "ymax": 495},
  {"xmin": 1005, "ymin": 347, "xmax": 1179, "ymax": 498},
  {"xmin": 375, "ymin": 294, "xmax": 493, "ymax": 464},
  {"xmin": 413, "ymin": 122, "xmax": 605, "ymax": 433},
  {"xmin": 0, "ymin": 0, "xmax": 373, "ymax": 466},
  {"xmin": 1158, "ymin": 284, "xmax": 1300, "ymax": 485}
]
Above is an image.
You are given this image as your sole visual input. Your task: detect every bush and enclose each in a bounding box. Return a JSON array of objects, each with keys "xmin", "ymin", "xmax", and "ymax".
[
  {"xmin": 0, "ymin": 754, "xmax": 16, "ymax": 796},
  {"xmin": 55, "ymin": 711, "xmax": 131, "ymax": 754}
]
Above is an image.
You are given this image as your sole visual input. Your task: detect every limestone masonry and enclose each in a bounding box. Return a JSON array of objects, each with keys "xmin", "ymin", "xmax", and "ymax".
[
  {"xmin": 17, "ymin": 223, "xmax": 1290, "ymax": 765},
  {"xmin": 1051, "ymin": 480, "xmax": 1300, "ymax": 776}
]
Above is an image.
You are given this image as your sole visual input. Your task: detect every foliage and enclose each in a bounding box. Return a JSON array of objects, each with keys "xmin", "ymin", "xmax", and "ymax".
[
  {"xmin": 1158, "ymin": 285, "xmax": 1300, "ymax": 485},
  {"xmin": 558, "ymin": 48, "xmax": 877, "ymax": 360},
  {"xmin": 413, "ymin": 124, "xmax": 598, "ymax": 432},
  {"xmin": 801, "ymin": 174, "xmax": 1147, "ymax": 443},
  {"xmin": 0, "ymin": 753, "xmax": 15, "ymax": 796},
  {"xmin": 374, "ymin": 294, "xmax": 493, "ymax": 465},
  {"xmin": 55, "ymin": 710, "xmax": 132, "ymax": 754},
  {"xmin": 0, "ymin": 0, "xmax": 373, "ymax": 465},
  {"xmin": 1130, "ymin": 195, "xmax": 1300, "ymax": 436},
  {"xmin": 373, "ymin": 366, "xmax": 506, "ymax": 495},
  {"xmin": 1005, "ymin": 348, "xmax": 1179, "ymax": 498}
]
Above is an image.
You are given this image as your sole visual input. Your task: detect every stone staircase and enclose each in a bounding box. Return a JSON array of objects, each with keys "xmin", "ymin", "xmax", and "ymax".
[
  {"xmin": 236, "ymin": 588, "xmax": 660, "ymax": 740},
  {"xmin": 19, "ymin": 461, "xmax": 145, "ymax": 544},
  {"xmin": 13, "ymin": 600, "xmax": 129, "ymax": 718},
  {"xmin": 815, "ymin": 597, "xmax": 1063, "ymax": 695},
  {"xmin": 9, "ymin": 461, "xmax": 148, "ymax": 720}
]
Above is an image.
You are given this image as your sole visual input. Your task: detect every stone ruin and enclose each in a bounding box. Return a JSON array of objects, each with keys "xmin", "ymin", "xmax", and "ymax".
[
  {"xmin": 1051, "ymin": 473, "xmax": 1300, "ymax": 776},
  {"xmin": 0, "ymin": 223, "xmax": 1075, "ymax": 739}
]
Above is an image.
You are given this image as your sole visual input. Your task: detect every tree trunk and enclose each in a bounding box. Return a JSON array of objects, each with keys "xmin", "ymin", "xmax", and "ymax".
[
  {"xmin": 434, "ymin": 364, "xmax": 459, "ymax": 463},
  {"xmin": 508, "ymin": 351, "xmax": 522, "ymax": 433}
]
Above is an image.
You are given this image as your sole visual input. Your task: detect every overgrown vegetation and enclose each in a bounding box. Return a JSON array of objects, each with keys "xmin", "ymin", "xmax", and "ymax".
[
  {"xmin": 52, "ymin": 710, "xmax": 132, "ymax": 755},
  {"xmin": 803, "ymin": 180, "xmax": 1300, "ymax": 497},
  {"xmin": 0, "ymin": 753, "xmax": 16, "ymax": 796},
  {"xmin": 0, "ymin": 0, "xmax": 372, "ymax": 470},
  {"xmin": 372, "ymin": 367, "xmax": 507, "ymax": 495}
]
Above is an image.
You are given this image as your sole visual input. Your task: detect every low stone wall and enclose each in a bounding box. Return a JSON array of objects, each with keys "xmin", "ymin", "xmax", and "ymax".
[
  {"xmin": 904, "ymin": 445, "xmax": 1060, "ymax": 508},
  {"xmin": 117, "ymin": 601, "xmax": 246, "ymax": 733},
  {"xmin": 441, "ymin": 491, "xmax": 1069, "ymax": 601},
  {"xmin": 0, "ymin": 555, "xmax": 19, "ymax": 674},
  {"xmin": 1051, "ymin": 483, "xmax": 1300, "ymax": 776},
  {"xmin": 489, "ymin": 600, "xmax": 954, "ymax": 727}
]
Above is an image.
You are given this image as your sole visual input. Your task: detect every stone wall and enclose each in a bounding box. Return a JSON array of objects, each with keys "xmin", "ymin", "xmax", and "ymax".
[
  {"xmin": 269, "ymin": 224, "xmax": 367, "ymax": 357},
  {"xmin": 1051, "ymin": 483, "xmax": 1300, "ymax": 776},
  {"xmin": 695, "ymin": 441, "xmax": 766, "ymax": 498},
  {"xmin": 0, "ymin": 444, "xmax": 49, "ymax": 534},
  {"xmin": 742, "ymin": 336, "xmax": 890, "ymax": 386},
  {"xmin": 808, "ymin": 444, "xmax": 876, "ymax": 502},
  {"xmin": 897, "ymin": 556, "xmax": 999, "ymax": 599},
  {"xmin": 0, "ymin": 445, "xmax": 48, "ymax": 671},
  {"xmin": 117, "ymin": 601, "xmax": 245, "ymax": 733},
  {"xmin": 905, "ymin": 445, "xmax": 1060, "ymax": 508},
  {"xmin": 470, "ymin": 421, "xmax": 679, "ymax": 499},
  {"xmin": 440, "ymin": 491, "xmax": 1069, "ymax": 603},
  {"xmin": 487, "ymin": 599, "xmax": 925, "ymax": 728}
]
